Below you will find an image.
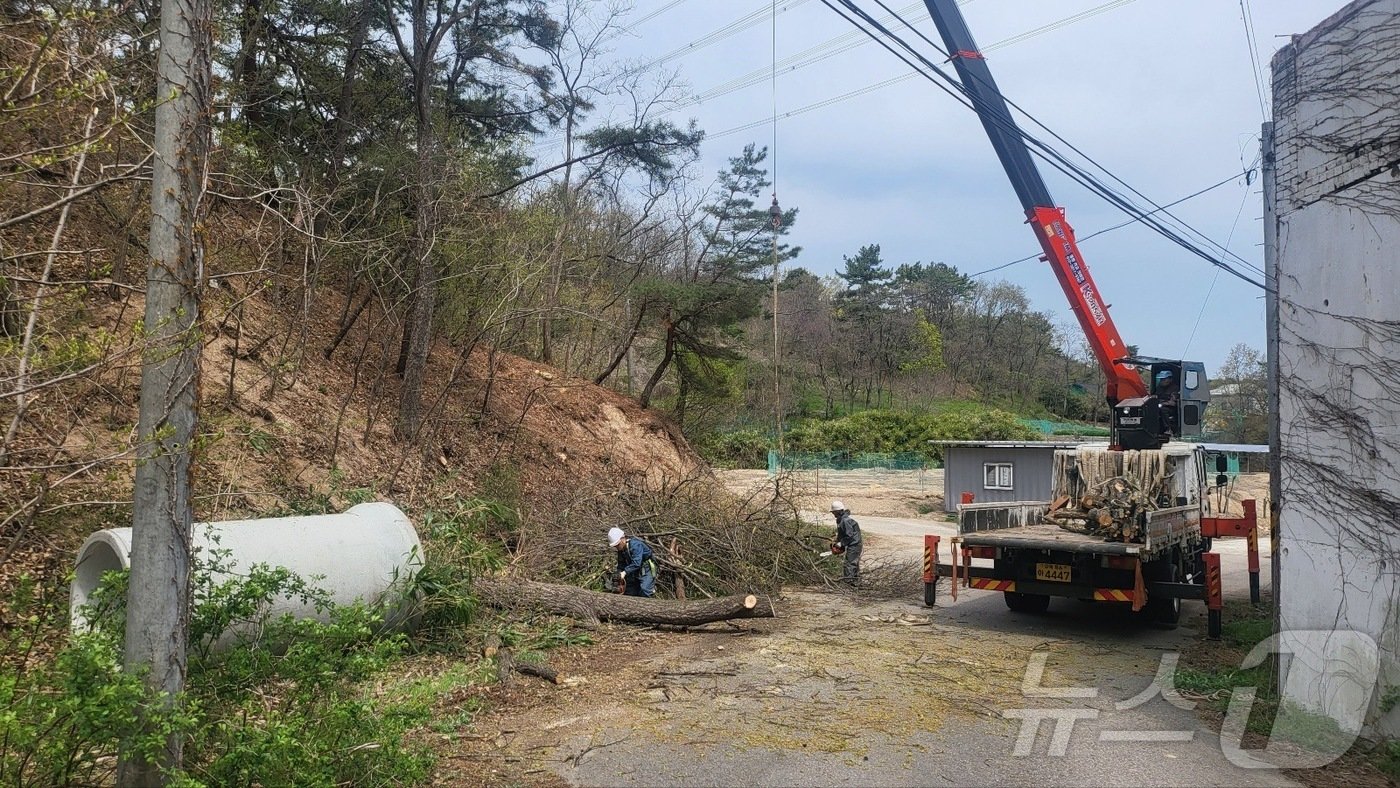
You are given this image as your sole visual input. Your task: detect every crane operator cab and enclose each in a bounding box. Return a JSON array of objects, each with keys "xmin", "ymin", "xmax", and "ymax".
[{"xmin": 1113, "ymin": 359, "xmax": 1211, "ymax": 449}]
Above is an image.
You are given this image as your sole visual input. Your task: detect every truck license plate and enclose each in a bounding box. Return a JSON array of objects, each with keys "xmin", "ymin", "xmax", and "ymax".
[{"xmin": 1035, "ymin": 563, "xmax": 1072, "ymax": 583}]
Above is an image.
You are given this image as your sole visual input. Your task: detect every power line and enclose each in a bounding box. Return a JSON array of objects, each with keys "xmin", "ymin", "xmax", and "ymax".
[
  {"xmin": 633, "ymin": 0, "xmax": 811, "ymax": 75},
  {"xmin": 1183, "ymin": 164, "xmax": 1256, "ymax": 355},
  {"xmin": 771, "ymin": 0, "xmax": 779, "ymax": 193},
  {"xmin": 531, "ymin": 0, "xmax": 1272, "ymax": 293},
  {"xmin": 540, "ymin": 0, "xmax": 1108, "ymax": 156},
  {"xmin": 1238, "ymin": 0, "xmax": 1270, "ymax": 121},
  {"xmin": 707, "ymin": 73, "xmax": 917, "ymax": 139},
  {"xmin": 534, "ymin": 3, "xmax": 978, "ymax": 154},
  {"xmin": 967, "ymin": 167, "xmax": 1255, "ymax": 279},
  {"xmin": 862, "ymin": 0, "xmax": 1265, "ymax": 282},
  {"xmin": 824, "ymin": 0, "xmax": 1267, "ymax": 289},
  {"xmin": 532, "ymin": 0, "xmax": 1126, "ymax": 154},
  {"xmin": 629, "ymin": 0, "xmax": 689, "ymax": 28},
  {"xmin": 693, "ymin": 2, "xmax": 924, "ymax": 103},
  {"xmin": 529, "ymin": 0, "xmax": 813, "ymax": 154}
]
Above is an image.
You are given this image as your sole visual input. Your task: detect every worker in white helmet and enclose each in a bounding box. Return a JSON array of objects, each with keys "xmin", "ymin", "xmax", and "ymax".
[
  {"xmin": 829, "ymin": 501, "xmax": 862, "ymax": 586},
  {"xmin": 608, "ymin": 526, "xmax": 656, "ymax": 597}
]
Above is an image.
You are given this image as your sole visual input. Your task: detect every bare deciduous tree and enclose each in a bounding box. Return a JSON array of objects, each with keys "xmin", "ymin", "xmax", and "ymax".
[{"xmin": 117, "ymin": 0, "xmax": 212, "ymax": 781}]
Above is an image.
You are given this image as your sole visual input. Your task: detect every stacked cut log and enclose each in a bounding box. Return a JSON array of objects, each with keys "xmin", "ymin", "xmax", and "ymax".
[{"xmin": 1048, "ymin": 448, "xmax": 1170, "ymax": 542}]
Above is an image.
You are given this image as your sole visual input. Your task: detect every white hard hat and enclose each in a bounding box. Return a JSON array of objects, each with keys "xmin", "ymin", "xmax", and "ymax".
[
  {"xmin": 830, "ymin": 500, "xmax": 846, "ymax": 513},
  {"xmin": 607, "ymin": 527, "xmax": 625, "ymax": 547}
]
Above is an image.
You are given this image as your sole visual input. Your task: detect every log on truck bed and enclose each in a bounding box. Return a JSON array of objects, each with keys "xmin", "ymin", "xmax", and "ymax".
[
  {"xmin": 956, "ymin": 500, "xmax": 1201, "ymax": 557},
  {"xmin": 960, "ymin": 523, "xmax": 1144, "ymax": 555}
]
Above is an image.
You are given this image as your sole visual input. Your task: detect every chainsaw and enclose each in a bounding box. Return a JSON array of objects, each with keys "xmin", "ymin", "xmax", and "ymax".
[{"xmin": 818, "ymin": 542, "xmax": 845, "ymax": 558}]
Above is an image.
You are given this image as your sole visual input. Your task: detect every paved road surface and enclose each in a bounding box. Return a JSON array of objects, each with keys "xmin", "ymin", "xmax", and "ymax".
[{"xmin": 464, "ymin": 513, "xmax": 1294, "ymax": 787}]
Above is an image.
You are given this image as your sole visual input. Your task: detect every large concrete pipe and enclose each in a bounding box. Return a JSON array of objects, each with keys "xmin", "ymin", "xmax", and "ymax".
[{"xmin": 71, "ymin": 502, "xmax": 422, "ymax": 636}]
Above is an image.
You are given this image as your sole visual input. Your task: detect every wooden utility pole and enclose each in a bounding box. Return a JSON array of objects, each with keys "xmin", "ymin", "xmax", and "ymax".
[
  {"xmin": 1262, "ymin": 121, "xmax": 1282, "ymax": 683},
  {"xmin": 769, "ymin": 194, "xmax": 783, "ymax": 455},
  {"xmin": 118, "ymin": 0, "xmax": 211, "ymax": 781}
]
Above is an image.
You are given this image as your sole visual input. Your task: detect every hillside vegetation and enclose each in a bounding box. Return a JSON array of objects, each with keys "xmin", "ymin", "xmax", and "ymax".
[{"xmin": 0, "ymin": 1, "xmax": 1218, "ymax": 783}]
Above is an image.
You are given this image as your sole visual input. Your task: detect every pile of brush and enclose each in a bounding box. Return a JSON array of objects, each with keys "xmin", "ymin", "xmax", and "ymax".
[{"xmin": 1049, "ymin": 448, "xmax": 1170, "ymax": 542}]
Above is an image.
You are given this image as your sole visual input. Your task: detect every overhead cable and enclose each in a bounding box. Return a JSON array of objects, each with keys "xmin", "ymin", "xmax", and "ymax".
[
  {"xmin": 968, "ymin": 167, "xmax": 1256, "ymax": 279},
  {"xmin": 858, "ymin": 0, "xmax": 1266, "ymax": 281},
  {"xmin": 823, "ymin": 0, "xmax": 1267, "ymax": 289}
]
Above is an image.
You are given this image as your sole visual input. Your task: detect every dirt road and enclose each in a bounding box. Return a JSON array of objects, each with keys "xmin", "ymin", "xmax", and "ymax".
[{"xmin": 445, "ymin": 508, "xmax": 1288, "ymax": 787}]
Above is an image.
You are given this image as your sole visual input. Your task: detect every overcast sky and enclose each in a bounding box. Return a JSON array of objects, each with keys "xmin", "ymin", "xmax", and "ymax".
[{"xmin": 545, "ymin": 0, "xmax": 1343, "ymax": 374}]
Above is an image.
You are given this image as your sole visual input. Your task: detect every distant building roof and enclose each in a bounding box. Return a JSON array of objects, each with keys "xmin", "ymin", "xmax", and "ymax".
[{"xmin": 1200, "ymin": 443, "xmax": 1270, "ymax": 454}]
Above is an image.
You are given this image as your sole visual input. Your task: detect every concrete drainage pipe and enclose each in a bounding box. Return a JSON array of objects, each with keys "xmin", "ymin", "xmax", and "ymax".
[{"xmin": 70, "ymin": 502, "xmax": 423, "ymax": 638}]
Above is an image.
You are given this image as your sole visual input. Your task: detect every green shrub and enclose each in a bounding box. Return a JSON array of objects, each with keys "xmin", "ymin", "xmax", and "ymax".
[
  {"xmin": 409, "ymin": 495, "xmax": 507, "ymax": 643},
  {"xmin": 0, "ymin": 573, "xmax": 168, "ymax": 787},
  {"xmin": 184, "ymin": 600, "xmax": 432, "ymax": 787},
  {"xmin": 694, "ymin": 428, "xmax": 770, "ymax": 468},
  {"xmin": 2, "ymin": 552, "xmax": 436, "ymax": 787},
  {"xmin": 1376, "ymin": 738, "xmax": 1400, "ymax": 778},
  {"xmin": 782, "ymin": 407, "xmax": 1036, "ymax": 460}
]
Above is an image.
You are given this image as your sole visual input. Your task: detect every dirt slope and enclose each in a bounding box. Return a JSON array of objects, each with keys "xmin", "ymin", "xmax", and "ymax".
[
  {"xmin": 1, "ymin": 272, "xmax": 702, "ymax": 591},
  {"xmin": 194, "ymin": 286, "xmax": 701, "ymax": 515}
]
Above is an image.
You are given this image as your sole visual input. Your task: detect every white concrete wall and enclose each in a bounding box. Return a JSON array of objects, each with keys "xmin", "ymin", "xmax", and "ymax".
[{"xmin": 1271, "ymin": 0, "xmax": 1400, "ymax": 735}]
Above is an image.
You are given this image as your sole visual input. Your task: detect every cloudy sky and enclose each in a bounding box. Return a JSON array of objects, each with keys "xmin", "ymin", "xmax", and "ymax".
[{"xmin": 543, "ymin": 0, "xmax": 1343, "ymax": 373}]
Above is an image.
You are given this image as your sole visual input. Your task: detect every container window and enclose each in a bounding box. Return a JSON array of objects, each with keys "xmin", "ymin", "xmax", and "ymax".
[{"xmin": 983, "ymin": 462, "xmax": 1013, "ymax": 490}]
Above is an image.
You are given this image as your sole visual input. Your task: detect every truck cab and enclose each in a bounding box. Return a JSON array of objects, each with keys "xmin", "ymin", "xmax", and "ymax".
[{"xmin": 1114, "ymin": 359, "xmax": 1211, "ymax": 449}]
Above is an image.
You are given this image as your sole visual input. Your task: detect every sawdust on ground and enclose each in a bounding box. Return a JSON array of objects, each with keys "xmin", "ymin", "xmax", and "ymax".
[{"xmin": 432, "ymin": 590, "xmax": 1170, "ymax": 787}]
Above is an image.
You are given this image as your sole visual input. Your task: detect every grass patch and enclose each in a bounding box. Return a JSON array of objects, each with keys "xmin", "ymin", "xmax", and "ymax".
[
  {"xmin": 1268, "ymin": 701, "xmax": 1357, "ymax": 756},
  {"xmin": 1220, "ymin": 614, "xmax": 1274, "ymax": 650},
  {"xmin": 1177, "ymin": 597, "xmax": 1279, "ymax": 738},
  {"xmin": 1178, "ymin": 594, "xmax": 1397, "ymax": 784},
  {"xmin": 382, "ymin": 660, "xmax": 494, "ymax": 734},
  {"xmin": 1, "ymin": 562, "xmax": 437, "ymax": 787}
]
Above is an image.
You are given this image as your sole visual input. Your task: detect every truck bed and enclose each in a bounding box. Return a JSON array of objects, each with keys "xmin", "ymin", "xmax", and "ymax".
[
  {"xmin": 960, "ymin": 522, "xmax": 1142, "ymax": 555},
  {"xmin": 956, "ymin": 500, "xmax": 1201, "ymax": 557}
]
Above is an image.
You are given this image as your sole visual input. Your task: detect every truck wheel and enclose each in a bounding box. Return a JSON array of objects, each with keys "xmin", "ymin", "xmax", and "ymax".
[
  {"xmin": 924, "ymin": 581, "xmax": 937, "ymax": 607},
  {"xmin": 1005, "ymin": 591, "xmax": 1050, "ymax": 614},
  {"xmin": 1146, "ymin": 563, "xmax": 1182, "ymax": 629}
]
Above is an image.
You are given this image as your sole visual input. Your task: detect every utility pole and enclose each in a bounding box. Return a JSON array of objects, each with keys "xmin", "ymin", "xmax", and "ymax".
[
  {"xmin": 1262, "ymin": 121, "xmax": 1281, "ymax": 645},
  {"xmin": 769, "ymin": 197, "xmax": 783, "ymax": 454}
]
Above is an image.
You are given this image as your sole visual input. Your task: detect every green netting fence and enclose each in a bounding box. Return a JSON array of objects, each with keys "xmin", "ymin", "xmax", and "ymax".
[{"xmin": 767, "ymin": 451, "xmax": 936, "ymax": 473}]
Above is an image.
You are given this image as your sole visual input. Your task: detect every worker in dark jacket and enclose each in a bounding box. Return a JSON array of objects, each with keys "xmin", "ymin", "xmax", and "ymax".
[
  {"xmin": 830, "ymin": 500, "xmax": 862, "ymax": 586},
  {"xmin": 1155, "ymin": 369, "xmax": 1181, "ymax": 436},
  {"xmin": 609, "ymin": 526, "xmax": 656, "ymax": 597}
]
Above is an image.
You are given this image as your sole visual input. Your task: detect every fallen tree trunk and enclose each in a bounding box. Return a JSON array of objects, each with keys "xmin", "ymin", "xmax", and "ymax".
[{"xmin": 475, "ymin": 578, "xmax": 776, "ymax": 626}]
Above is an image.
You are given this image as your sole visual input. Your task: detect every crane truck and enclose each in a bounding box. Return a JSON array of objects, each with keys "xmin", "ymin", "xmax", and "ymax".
[{"xmin": 916, "ymin": 0, "xmax": 1260, "ymax": 637}]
